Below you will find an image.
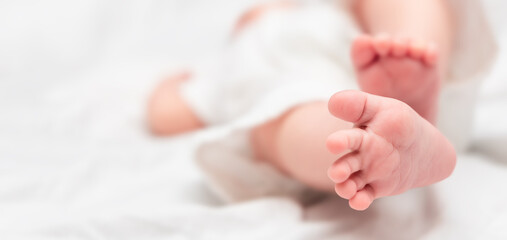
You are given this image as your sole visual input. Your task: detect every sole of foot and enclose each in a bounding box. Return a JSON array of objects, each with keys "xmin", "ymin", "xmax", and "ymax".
[
  {"xmin": 326, "ymin": 90, "xmax": 456, "ymax": 211},
  {"xmin": 351, "ymin": 34, "xmax": 441, "ymax": 122}
]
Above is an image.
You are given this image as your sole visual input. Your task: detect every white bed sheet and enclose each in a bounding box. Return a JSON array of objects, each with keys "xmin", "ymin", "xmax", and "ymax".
[{"xmin": 0, "ymin": 0, "xmax": 506, "ymax": 239}]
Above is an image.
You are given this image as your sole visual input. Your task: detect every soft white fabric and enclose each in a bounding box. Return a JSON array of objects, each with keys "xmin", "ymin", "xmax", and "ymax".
[
  {"xmin": 438, "ymin": 0, "xmax": 498, "ymax": 151},
  {"xmin": 0, "ymin": 0, "xmax": 506, "ymax": 239},
  {"xmin": 181, "ymin": 1, "xmax": 358, "ymax": 126}
]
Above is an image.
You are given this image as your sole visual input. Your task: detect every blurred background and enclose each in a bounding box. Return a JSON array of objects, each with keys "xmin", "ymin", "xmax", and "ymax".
[{"xmin": 0, "ymin": 0, "xmax": 506, "ymax": 239}]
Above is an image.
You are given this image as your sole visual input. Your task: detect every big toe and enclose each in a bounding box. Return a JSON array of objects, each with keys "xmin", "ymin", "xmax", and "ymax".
[
  {"xmin": 335, "ymin": 179, "xmax": 358, "ymax": 199},
  {"xmin": 328, "ymin": 90, "xmax": 380, "ymax": 124}
]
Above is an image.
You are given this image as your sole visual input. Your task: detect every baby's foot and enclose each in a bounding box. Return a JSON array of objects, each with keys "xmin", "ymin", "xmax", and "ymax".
[
  {"xmin": 351, "ymin": 34, "xmax": 441, "ymax": 122},
  {"xmin": 326, "ymin": 90, "xmax": 456, "ymax": 211}
]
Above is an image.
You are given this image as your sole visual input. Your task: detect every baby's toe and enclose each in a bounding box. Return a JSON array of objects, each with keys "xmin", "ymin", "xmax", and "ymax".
[
  {"xmin": 408, "ymin": 40, "xmax": 426, "ymax": 59},
  {"xmin": 326, "ymin": 128, "xmax": 366, "ymax": 154},
  {"xmin": 351, "ymin": 35, "xmax": 376, "ymax": 68},
  {"xmin": 391, "ymin": 37, "xmax": 409, "ymax": 57},
  {"xmin": 334, "ymin": 179, "xmax": 357, "ymax": 199},
  {"xmin": 334, "ymin": 174, "xmax": 366, "ymax": 199},
  {"xmin": 372, "ymin": 33, "xmax": 392, "ymax": 56},
  {"xmin": 328, "ymin": 153, "xmax": 362, "ymax": 183},
  {"xmin": 349, "ymin": 185, "xmax": 375, "ymax": 211},
  {"xmin": 423, "ymin": 43, "xmax": 439, "ymax": 67},
  {"xmin": 328, "ymin": 161, "xmax": 351, "ymax": 183}
]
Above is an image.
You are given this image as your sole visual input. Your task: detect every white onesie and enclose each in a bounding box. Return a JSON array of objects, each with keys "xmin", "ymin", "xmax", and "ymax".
[{"xmin": 179, "ymin": 0, "xmax": 497, "ymax": 203}]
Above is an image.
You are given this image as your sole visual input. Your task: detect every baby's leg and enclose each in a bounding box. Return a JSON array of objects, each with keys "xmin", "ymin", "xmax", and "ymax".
[
  {"xmin": 351, "ymin": 0, "xmax": 453, "ymax": 123},
  {"xmin": 147, "ymin": 2, "xmax": 293, "ymax": 136},
  {"xmin": 147, "ymin": 72, "xmax": 204, "ymax": 135},
  {"xmin": 251, "ymin": 102, "xmax": 352, "ymax": 191}
]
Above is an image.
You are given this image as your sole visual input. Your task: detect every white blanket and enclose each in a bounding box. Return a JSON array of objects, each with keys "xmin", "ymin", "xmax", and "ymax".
[{"xmin": 0, "ymin": 0, "xmax": 506, "ymax": 239}]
